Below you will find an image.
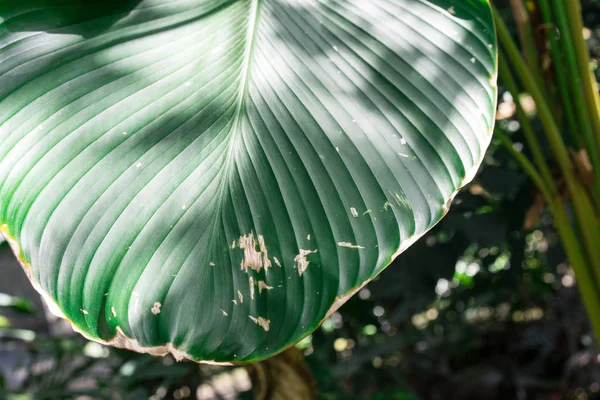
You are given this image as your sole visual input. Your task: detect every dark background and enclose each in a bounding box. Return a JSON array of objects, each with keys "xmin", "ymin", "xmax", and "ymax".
[{"xmin": 2, "ymin": 1, "xmax": 600, "ymax": 399}]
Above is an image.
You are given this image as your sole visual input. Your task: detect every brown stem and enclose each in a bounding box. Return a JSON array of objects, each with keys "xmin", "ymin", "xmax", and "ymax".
[{"xmin": 246, "ymin": 347, "xmax": 317, "ymax": 400}]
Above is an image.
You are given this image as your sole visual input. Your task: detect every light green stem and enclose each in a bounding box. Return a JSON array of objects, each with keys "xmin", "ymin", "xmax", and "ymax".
[
  {"xmin": 498, "ymin": 50, "xmax": 556, "ymax": 191},
  {"xmin": 551, "ymin": 0, "xmax": 600, "ymax": 195},
  {"xmin": 509, "ymin": 0, "xmax": 545, "ymax": 90},
  {"xmin": 495, "ymin": 128, "xmax": 600, "ymax": 344},
  {"xmin": 564, "ymin": 0, "xmax": 600, "ymax": 146},
  {"xmin": 551, "ymin": 202, "xmax": 600, "ymax": 345},
  {"xmin": 494, "ymin": 6, "xmax": 600, "ymax": 293},
  {"xmin": 538, "ymin": 0, "xmax": 582, "ymax": 148},
  {"xmin": 494, "ymin": 129, "xmax": 554, "ymax": 201}
]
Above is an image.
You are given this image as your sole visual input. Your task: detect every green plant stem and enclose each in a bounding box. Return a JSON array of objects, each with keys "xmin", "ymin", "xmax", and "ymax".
[
  {"xmin": 551, "ymin": 202, "xmax": 600, "ymax": 345},
  {"xmin": 494, "ymin": 6, "xmax": 600, "ymax": 289},
  {"xmin": 538, "ymin": 0, "xmax": 582, "ymax": 148},
  {"xmin": 498, "ymin": 49, "xmax": 556, "ymax": 191},
  {"xmin": 495, "ymin": 128, "xmax": 600, "ymax": 344},
  {"xmin": 564, "ymin": 0, "xmax": 600, "ymax": 143},
  {"xmin": 495, "ymin": 7, "xmax": 573, "ymax": 184},
  {"xmin": 509, "ymin": 0, "xmax": 544, "ymax": 90},
  {"xmin": 495, "ymin": 129, "xmax": 554, "ymax": 201},
  {"xmin": 551, "ymin": 0, "xmax": 600, "ymax": 187}
]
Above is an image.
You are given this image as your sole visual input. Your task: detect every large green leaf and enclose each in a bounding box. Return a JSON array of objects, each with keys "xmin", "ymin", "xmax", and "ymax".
[{"xmin": 0, "ymin": 0, "xmax": 497, "ymax": 363}]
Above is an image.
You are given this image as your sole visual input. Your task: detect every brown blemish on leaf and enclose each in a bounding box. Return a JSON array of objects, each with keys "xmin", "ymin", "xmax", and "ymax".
[
  {"xmin": 258, "ymin": 281, "xmax": 273, "ymax": 294},
  {"xmin": 350, "ymin": 207, "xmax": 358, "ymax": 217},
  {"xmin": 249, "ymin": 276, "xmax": 255, "ymax": 300},
  {"xmin": 294, "ymin": 249, "xmax": 317, "ymax": 276},
  {"xmin": 151, "ymin": 302, "xmax": 161, "ymax": 315},
  {"xmin": 337, "ymin": 242, "xmax": 365, "ymax": 249},
  {"xmin": 221, "ymin": 309, "xmax": 228, "ymax": 316},
  {"xmin": 239, "ymin": 232, "xmax": 271, "ymax": 273},
  {"xmin": 490, "ymin": 71, "xmax": 498, "ymax": 87},
  {"xmin": 273, "ymin": 257, "xmax": 281, "ymax": 267},
  {"xmin": 325, "ymin": 285, "xmax": 369, "ymax": 321},
  {"xmin": 249, "ymin": 315, "xmax": 271, "ymax": 331},
  {"xmin": 238, "ymin": 290, "xmax": 244, "ymax": 304},
  {"xmin": 258, "ymin": 317, "xmax": 270, "ymax": 331},
  {"xmin": 106, "ymin": 327, "xmax": 229, "ymax": 364}
]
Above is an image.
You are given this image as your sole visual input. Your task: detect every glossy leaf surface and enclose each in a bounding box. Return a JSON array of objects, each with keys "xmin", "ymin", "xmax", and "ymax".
[{"xmin": 0, "ymin": 0, "xmax": 496, "ymax": 362}]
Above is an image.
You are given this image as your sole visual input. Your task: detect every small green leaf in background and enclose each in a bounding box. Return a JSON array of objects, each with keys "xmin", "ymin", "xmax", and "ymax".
[
  {"xmin": 0, "ymin": 294, "xmax": 36, "ymax": 315},
  {"xmin": 0, "ymin": 315, "xmax": 10, "ymax": 328}
]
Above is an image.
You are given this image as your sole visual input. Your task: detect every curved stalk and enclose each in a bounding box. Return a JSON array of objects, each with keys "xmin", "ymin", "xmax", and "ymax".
[
  {"xmin": 497, "ymin": 50, "xmax": 556, "ymax": 192},
  {"xmin": 538, "ymin": 0, "xmax": 582, "ymax": 148},
  {"xmin": 550, "ymin": 1, "xmax": 598, "ymax": 149},
  {"xmin": 494, "ymin": 7, "xmax": 600, "ymax": 278},
  {"xmin": 494, "ymin": 129, "xmax": 554, "ymax": 202},
  {"xmin": 550, "ymin": 0, "xmax": 600, "ymax": 197},
  {"xmin": 564, "ymin": 0, "xmax": 600, "ymax": 143},
  {"xmin": 495, "ymin": 128, "xmax": 600, "ymax": 344}
]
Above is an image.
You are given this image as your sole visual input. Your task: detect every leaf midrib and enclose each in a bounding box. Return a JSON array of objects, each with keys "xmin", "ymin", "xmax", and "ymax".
[
  {"xmin": 218, "ymin": 0, "xmax": 263, "ymax": 178},
  {"xmin": 236, "ymin": 0, "xmax": 263, "ymax": 112},
  {"xmin": 210, "ymin": 0, "xmax": 264, "ymax": 229}
]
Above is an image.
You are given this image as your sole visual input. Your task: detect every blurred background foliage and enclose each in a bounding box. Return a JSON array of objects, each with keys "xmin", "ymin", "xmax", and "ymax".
[{"xmin": 2, "ymin": 1, "xmax": 600, "ymax": 399}]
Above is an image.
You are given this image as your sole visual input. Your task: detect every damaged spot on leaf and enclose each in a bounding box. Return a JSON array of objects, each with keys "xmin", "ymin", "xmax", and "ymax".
[
  {"xmin": 258, "ymin": 281, "xmax": 273, "ymax": 294},
  {"xmin": 337, "ymin": 242, "xmax": 365, "ymax": 249},
  {"xmin": 249, "ymin": 315, "xmax": 271, "ymax": 331},
  {"xmin": 294, "ymin": 249, "xmax": 317, "ymax": 276},
  {"xmin": 239, "ymin": 232, "xmax": 271, "ymax": 273}
]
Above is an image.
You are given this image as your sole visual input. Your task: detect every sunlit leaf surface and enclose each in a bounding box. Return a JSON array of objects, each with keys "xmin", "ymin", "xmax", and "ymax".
[{"xmin": 0, "ymin": 0, "xmax": 496, "ymax": 362}]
